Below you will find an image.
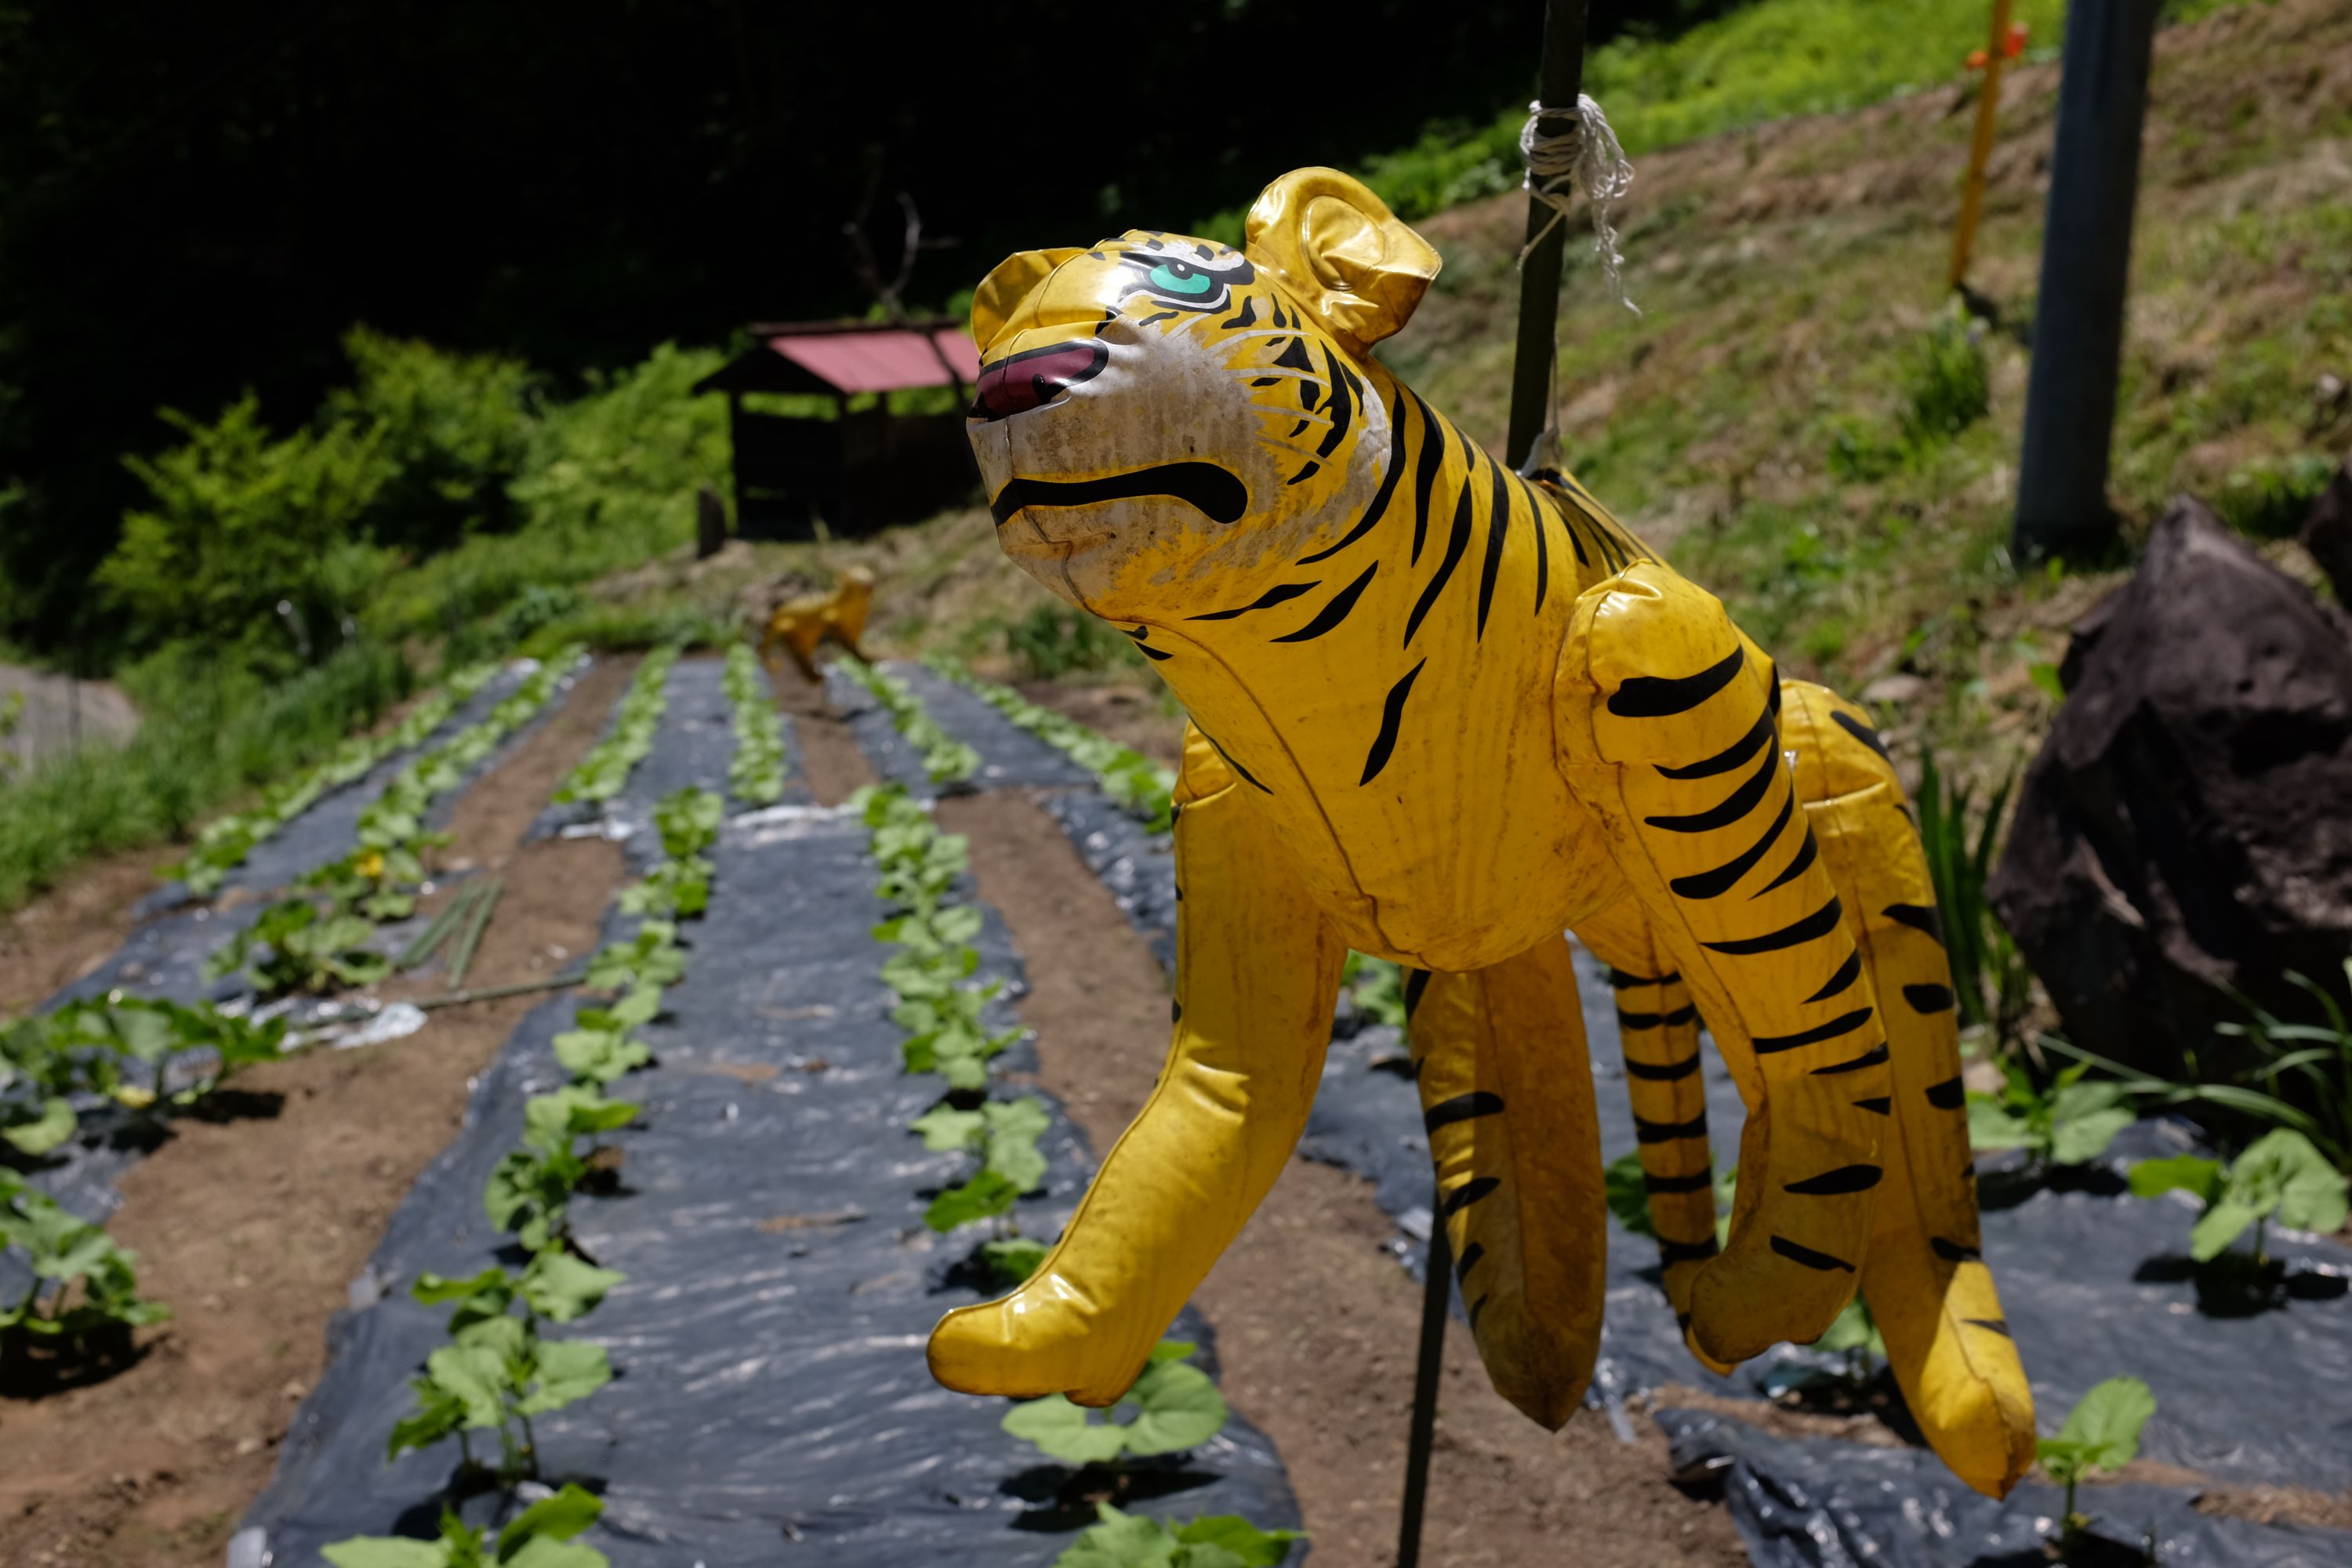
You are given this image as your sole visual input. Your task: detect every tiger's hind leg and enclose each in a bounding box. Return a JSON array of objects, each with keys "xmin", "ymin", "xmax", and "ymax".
[
  {"xmin": 1780, "ymin": 680, "xmax": 2035, "ymax": 1497},
  {"xmin": 1555, "ymin": 564, "xmax": 1890, "ymax": 1365},
  {"xmin": 1406, "ymin": 936, "xmax": 1606, "ymax": 1429},
  {"xmin": 1570, "ymin": 895, "xmax": 1726, "ymax": 1362}
]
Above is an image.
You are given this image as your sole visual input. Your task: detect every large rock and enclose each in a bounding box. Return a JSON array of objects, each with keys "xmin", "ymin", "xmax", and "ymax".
[
  {"xmin": 1990, "ymin": 496, "xmax": 2352, "ymax": 1083},
  {"xmin": 2302, "ymin": 453, "xmax": 2352, "ymax": 605}
]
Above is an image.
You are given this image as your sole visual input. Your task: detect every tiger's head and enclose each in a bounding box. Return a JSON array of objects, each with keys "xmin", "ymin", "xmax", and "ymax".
[{"xmin": 967, "ymin": 169, "xmax": 1439, "ymax": 622}]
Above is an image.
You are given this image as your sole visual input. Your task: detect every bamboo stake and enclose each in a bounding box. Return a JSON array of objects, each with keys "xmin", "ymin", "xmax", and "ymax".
[
  {"xmin": 416, "ymin": 970, "xmax": 582, "ymax": 1011},
  {"xmin": 445, "ymin": 877, "xmax": 503, "ymax": 990},
  {"xmin": 396, "ymin": 882, "xmax": 481, "ymax": 971},
  {"xmin": 1947, "ymin": 0, "xmax": 2016, "ymax": 292}
]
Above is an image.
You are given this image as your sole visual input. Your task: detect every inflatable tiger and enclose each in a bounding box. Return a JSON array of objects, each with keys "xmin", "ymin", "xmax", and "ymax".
[
  {"xmin": 760, "ymin": 566, "xmax": 875, "ymax": 683},
  {"xmin": 931, "ymin": 167, "xmax": 2034, "ymax": 1497}
]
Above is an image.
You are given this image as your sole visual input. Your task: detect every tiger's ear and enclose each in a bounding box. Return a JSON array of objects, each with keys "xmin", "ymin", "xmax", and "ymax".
[
  {"xmin": 1245, "ymin": 169, "xmax": 1440, "ymax": 358},
  {"xmin": 971, "ymin": 249, "xmax": 1084, "ymax": 354}
]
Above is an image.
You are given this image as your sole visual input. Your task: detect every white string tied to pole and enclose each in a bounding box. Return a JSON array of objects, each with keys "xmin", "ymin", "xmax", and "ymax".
[{"xmin": 1516, "ymin": 93, "xmax": 1640, "ymax": 316}]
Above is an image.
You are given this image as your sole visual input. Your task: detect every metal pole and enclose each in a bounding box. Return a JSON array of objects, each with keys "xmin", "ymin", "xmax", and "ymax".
[
  {"xmin": 2012, "ymin": 0, "xmax": 2158, "ymax": 561},
  {"xmin": 1504, "ymin": 0, "xmax": 1595, "ymax": 473},
  {"xmin": 1396, "ymin": 1210, "xmax": 1454, "ymax": 1568}
]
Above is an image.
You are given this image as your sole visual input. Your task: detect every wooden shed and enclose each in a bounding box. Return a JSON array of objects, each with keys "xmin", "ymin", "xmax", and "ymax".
[{"xmin": 691, "ymin": 319, "xmax": 983, "ymax": 540}]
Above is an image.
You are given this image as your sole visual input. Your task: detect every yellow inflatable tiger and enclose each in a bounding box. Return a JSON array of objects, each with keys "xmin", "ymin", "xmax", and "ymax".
[
  {"xmin": 931, "ymin": 167, "xmax": 2034, "ymax": 1497},
  {"xmin": 759, "ymin": 566, "xmax": 876, "ymax": 682}
]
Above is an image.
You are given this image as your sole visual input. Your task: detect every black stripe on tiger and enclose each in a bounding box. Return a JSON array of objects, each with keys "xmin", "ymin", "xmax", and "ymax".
[
  {"xmin": 1811, "ymin": 1041, "xmax": 1890, "ymax": 1076},
  {"xmin": 1608, "ymin": 644, "xmax": 1745, "ymax": 719},
  {"xmin": 1802, "ymin": 949, "xmax": 1863, "ymax": 1004},
  {"xmin": 1617, "ymin": 1004, "xmax": 1698, "ymax": 1031},
  {"xmin": 1454, "ymin": 1241, "xmax": 1486, "ymax": 1283},
  {"xmin": 1310, "ymin": 343, "xmax": 1355, "ymax": 459},
  {"xmin": 1931, "ymin": 1237, "xmax": 1982, "ymax": 1263},
  {"xmin": 1657, "ymin": 703, "xmax": 1778, "ymax": 781},
  {"xmin": 1853, "ymin": 1096, "xmax": 1892, "ymax": 1115},
  {"xmin": 1424, "ymin": 1090, "xmax": 1505, "ymax": 1133},
  {"xmin": 1657, "ymin": 1236, "xmax": 1721, "ymax": 1266},
  {"xmin": 1753, "ymin": 828, "xmax": 1820, "ymax": 897},
  {"xmin": 1925, "ymin": 1076, "xmax": 1966, "ymax": 1110},
  {"xmin": 1403, "ymin": 967, "xmax": 1432, "ymax": 1018},
  {"xmin": 1784, "ymin": 1163, "xmax": 1883, "ymax": 1196},
  {"xmin": 1136, "ymin": 644, "xmax": 1171, "ymax": 662},
  {"xmin": 1406, "ymin": 393, "xmax": 1444, "ymax": 564},
  {"xmin": 1475, "ymin": 453, "xmax": 1511, "ymax": 638},
  {"xmin": 1770, "ymin": 1235, "xmax": 1857, "ymax": 1273},
  {"xmin": 1702, "ymin": 896, "xmax": 1844, "ymax": 956},
  {"xmin": 1831, "ymin": 709, "xmax": 1893, "ymax": 764},
  {"xmin": 1221, "ymin": 296, "xmax": 1257, "ymax": 329},
  {"xmin": 1668, "ymin": 787, "xmax": 1796, "ymax": 900},
  {"xmin": 1403, "ymin": 459, "xmax": 1475, "ymax": 647},
  {"xmin": 1271, "ymin": 561, "xmax": 1377, "ymax": 643},
  {"xmin": 1635, "ymin": 1113, "xmax": 1709, "ymax": 1143},
  {"xmin": 1624, "ymin": 1052, "xmax": 1701, "ymax": 1082},
  {"xmin": 1644, "ymin": 1168, "xmax": 1714, "ymax": 1195},
  {"xmin": 1608, "ymin": 968, "xmax": 1680, "ymax": 989},
  {"xmin": 1647, "ymin": 746, "xmax": 1782, "ymax": 837},
  {"xmin": 1751, "ymin": 1006, "xmax": 1874, "ymax": 1054},
  {"xmin": 1523, "ymin": 477, "xmax": 1552, "ymax": 614},
  {"xmin": 1295, "ymin": 382, "xmax": 1403, "ymax": 564},
  {"xmin": 1359, "ymin": 659, "xmax": 1427, "ymax": 786},
  {"xmin": 1190, "ymin": 580, "xmax": 1320, "ymax": 622},
  {"xmin": 1903, "ymin": 982, "xmax": 1956, "ymax": 1014},
  {"xmin": 1196, "ymin": 728, "xmax": 1272, "ymax": 793},
  {"xmin": 1442, "ymin": 1176, "xmax": 1501, "ymax": 1217},
  {"xmin": 1885, "ymin": 903, "xmax": 1947, "ymax": 946},
  {"xmin": 1966, "ymin": 1318, "xmax": 2013, "ymax": 1338}
]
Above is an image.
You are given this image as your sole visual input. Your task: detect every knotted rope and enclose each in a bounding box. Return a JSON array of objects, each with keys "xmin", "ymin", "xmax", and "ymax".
[{"xmin": 1516, "ymin": 93, "xmax": 1639, "ymax": 316}]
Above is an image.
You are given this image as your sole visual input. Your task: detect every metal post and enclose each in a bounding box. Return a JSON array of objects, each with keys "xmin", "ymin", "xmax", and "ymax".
[
  {"xmin": 2012, "ymin": 0, "xmax": 2158, "ymax": 561},
  {"xmin": 1504, "ymin": 1, "xmax": 1594, "ymax": 473},
  {"xmin": 1396, "ymin": 1210, "xmax": 1453, "ymax": 1568}
]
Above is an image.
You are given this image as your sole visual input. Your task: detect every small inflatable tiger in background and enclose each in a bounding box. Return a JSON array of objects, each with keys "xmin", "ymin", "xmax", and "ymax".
[
  {"xmin": 759, "ymin": 566, "xmax": 876, "ymax": 682},
  {"xmin": 930, "ymin": 166, "xmax": 2038, "ymax": 1501}
]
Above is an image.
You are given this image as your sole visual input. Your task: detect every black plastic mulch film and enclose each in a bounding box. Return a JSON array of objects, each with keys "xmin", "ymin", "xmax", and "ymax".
[
  {"xmin": 233, "ymin": 655, "xmax": 1299, "ymax": 1565},
  {"xmin": 837, "ymin": 663, "xmax": 2352, "ymax": 1568}
]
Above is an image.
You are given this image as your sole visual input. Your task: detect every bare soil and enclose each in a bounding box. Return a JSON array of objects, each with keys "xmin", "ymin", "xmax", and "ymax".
[
  {"xmin": 0, "ymin": 658, "xmax": 633, "ymax": 1568},
  {"xmin": 768, "ymin": 662, "xmax": 878, "ymax": 804},
  {"xmin": 938, "ymin": 790, "xmax": 1746, "ymax": 1567}
]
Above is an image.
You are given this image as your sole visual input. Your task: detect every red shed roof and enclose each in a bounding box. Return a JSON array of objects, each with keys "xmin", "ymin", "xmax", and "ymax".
[
  {"xmin": 768, "ymin": 327, "xmax": 978, "ymax": 395},
  {"xmin": 691, "ymin": 318, "xmax": 981, "ymax": 400}
]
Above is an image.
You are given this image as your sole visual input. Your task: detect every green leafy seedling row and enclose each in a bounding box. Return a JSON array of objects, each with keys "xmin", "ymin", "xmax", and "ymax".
[
  {"xmin": 838, "ymin": 658, "xmax": 979, "ymax": 786},
  {"xmin": 208, "ymin": 649, "xmax": 586, "ymax": 999},
  {"xmin": 554, "ymin": 645, "xmax": 678, "ymax": 804},
  {"xmin": 722, "ymin": 642, "xmax": 789, "ymax": 805},
  {"xmin": 2, "ymin": 996, "xmax": 285, "ymax": 1158},
  {"xmin": 927, "ymin": 657, "xmax": 1175, "ymax": 833},
  {"xmin": 325, "ymin": 1483, "xmax": 609, "ymax": 1568},
  {"xmin": 169, "ymin": 660, "xmax": 500, "ymax": 895},
  {"xmin": 2129, "ymin": 1128, "xmax": 2349, "ymax": 1266},
  {"xmin": 0, "ymin": 1167, "xmax": 170, "ymax": 1359}
]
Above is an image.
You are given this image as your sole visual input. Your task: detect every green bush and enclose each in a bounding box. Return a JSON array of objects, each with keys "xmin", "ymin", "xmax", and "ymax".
[
  {"xmin": 326, "ymin": 327, "xmax": 534, "ymax": 551},
  {"xmin": 1004, "ymin": 602, "xmax": 1140, "ymax": 681},
  {"xmin": 1898, "ymin": 305, "xmax": 1992, "ymax": 450}
]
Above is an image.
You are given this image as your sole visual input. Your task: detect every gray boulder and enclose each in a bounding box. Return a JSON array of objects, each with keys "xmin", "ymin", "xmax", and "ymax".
[
  {"xmin": 1990, "ymin": 495, "xmax": 2352, "ymax": 1083},
  {"xmin": 2302, "ymin": 454, "xmax": 2352, "ymax": 605}
]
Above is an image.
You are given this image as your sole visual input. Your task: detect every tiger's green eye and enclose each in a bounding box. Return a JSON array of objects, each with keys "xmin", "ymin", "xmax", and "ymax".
[{"xmin": 1149, "ymin": 262, "xmax": 1214, "ymax": 296}]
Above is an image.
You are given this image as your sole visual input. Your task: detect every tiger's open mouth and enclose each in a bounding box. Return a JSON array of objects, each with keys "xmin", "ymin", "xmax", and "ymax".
[{"xmin": 988, "ymin": 463, "xmax": 1250, "ymax": 528}]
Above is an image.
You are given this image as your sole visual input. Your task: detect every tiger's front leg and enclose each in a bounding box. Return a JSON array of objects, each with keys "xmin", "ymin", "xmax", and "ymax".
[
  {"xmin": 1555, "ymin": 564, "xmax": 1893, "ymax": 1366},
  {"xmin": 927, "ymin": 728, "xmax": 1345, "ymax": 1406}
]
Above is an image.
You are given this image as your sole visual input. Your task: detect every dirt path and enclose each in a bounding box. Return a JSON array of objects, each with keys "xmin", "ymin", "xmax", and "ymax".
[
  {"xmin": 768, "ymin": 664, "xmax": 876, "ymax": 804},
  {"xmin": 0, "ymin": 658, "xmax": 633, "ymax": 1568},
  {"xmin": 938, "ymin": 791, "xmax": 1746, "ymax": 1568}
]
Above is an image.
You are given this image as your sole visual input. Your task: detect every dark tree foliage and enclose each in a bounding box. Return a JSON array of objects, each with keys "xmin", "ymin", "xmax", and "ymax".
[{"xmin": 0, "ymin": 0, "xmax": 1721, "ymax": 652}]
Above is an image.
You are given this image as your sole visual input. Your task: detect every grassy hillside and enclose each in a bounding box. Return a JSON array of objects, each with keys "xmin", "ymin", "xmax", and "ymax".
[{"xmin": 755, "ymin": 0, "xmax": 2348, "ymax": 793}]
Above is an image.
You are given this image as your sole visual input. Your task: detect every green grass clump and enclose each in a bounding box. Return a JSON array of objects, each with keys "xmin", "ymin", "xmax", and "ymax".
[{"xmin": 0, "ymin": 641, "xmax": 412, "ymax": 913}]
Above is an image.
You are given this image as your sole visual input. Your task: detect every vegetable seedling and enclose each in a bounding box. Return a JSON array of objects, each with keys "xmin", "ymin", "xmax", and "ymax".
[
  {"xmin": 487, "ymin": 1086, "xmax": 641, "ymax": 1251},
  {"xmin": 205, "ymin": 897, "xmax": 393, "ymax": 996},
  {"xmin": 1966, "ymin": 1060, "xmax": 2136, "ymax": 1171},
  {"xmin": 1003, "ymin": 1340, "xmax": 1231, "ymax": 1469},
  {"xmin": 1054, "ymin": 1502, "xmax": 1301, "ymax": 1568},
  {"xmin": 722, "ymin": 643, "xmax": 790, "ymax": 804},
  {"xmin": 324, "ymin": 1481, "xmax": 610, "ymax": 1568},
  {"xmin": 2129, "ymin": 1129, "xmax": 2349, "ymax": 1267},
  {"xmin": 2036, "ymin": 1376, "xmax": 2157, "ymax": 1560},
  {"xmin": 0, "ymin": 1169, "xmax": 170, "ymax": 1359},
  {"xmin": 391, "ymin": 1258, "xmax": 620, "ymax": 1482}
]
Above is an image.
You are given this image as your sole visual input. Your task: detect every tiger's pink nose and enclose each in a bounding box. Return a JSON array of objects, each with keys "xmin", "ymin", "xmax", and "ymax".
[{"xmin": 970, "ymin": 339, "xmax": 1108, "ymax": 421}]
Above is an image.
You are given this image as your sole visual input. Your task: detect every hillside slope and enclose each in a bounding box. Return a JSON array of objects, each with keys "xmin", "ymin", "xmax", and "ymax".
[{"xmin": 630, "ymin": 0, "xmax": 2349, "ymax": 784}]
